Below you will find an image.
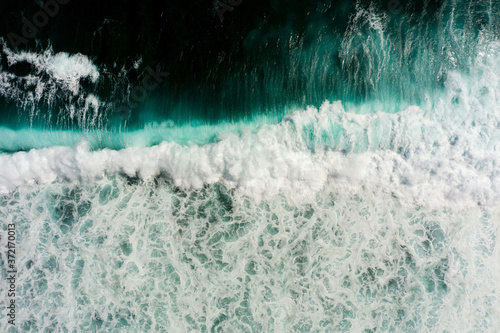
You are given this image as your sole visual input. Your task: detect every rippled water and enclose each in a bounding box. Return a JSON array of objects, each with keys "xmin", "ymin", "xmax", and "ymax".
[{"xmin": 1, "ymin": 0, "xmax": 499, "ymax": 332}]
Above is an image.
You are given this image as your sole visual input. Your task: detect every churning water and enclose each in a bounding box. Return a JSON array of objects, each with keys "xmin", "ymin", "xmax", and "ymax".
[{"xmin": 0, "ymin": 0, "xmax": 499, "ymax": 332}]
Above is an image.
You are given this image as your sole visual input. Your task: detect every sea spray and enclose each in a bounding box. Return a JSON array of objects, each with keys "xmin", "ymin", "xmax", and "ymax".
[{"xmin": 0, "ymin": 0, "xmax": 499, "ymax": 332}]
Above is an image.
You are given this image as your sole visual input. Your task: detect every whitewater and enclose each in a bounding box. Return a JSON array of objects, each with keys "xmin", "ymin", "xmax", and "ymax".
[{"xmin": 1, "ymin": 1, "xmax": 500, "ymax": 332}]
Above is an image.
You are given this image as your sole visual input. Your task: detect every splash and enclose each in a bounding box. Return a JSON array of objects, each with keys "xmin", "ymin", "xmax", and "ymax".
[{"xmin": 0, "ymin": 0, "xmax": 499, "ymax": 332}]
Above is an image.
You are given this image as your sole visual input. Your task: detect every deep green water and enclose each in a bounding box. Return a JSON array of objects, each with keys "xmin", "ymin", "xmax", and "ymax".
[{"xmin": 0, "ymin": 0, "xmax": 499, "ymax": 332}]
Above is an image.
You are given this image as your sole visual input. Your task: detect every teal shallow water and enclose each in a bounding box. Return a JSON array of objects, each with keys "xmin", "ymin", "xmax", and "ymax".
[
  {"xmin": 1, "ymin": 178, "xmax": 498, "ymax": 332},
  {"xmin": 0, "ymin": 0, "xmax": 500, "ymax": 332},
  {"xmin": 1, "ymin": 90, "xmax": 499, "ymax": 331}
]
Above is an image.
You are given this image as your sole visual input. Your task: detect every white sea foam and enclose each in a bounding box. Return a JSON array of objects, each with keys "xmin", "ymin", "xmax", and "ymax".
[
  {"xmin": 1, "ymin": 157, "xmax": 498, "ymax": 332},
  {"xmin": 2, "ymin": 47, "xmax": 99, "ymax": 94},
  {"xmin": 1, "ymin": 95, "xmax": 499, "ymax": 209},
  {"xmin": 0, "ymin": 43, "xmax": 103, "ymax": 127},
  {"xmin": 1, "ymin": 4, "xmax": 499, "ymax": 332},
  {"xmin": 2, "ymin": 38, "xmax": 498, "ymax": 207}
]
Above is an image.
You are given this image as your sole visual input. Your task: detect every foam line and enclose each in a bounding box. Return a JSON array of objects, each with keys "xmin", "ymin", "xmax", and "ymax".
[{"xmin": 1, "ymin": 100, "xmax": 498, "ymax": 208}]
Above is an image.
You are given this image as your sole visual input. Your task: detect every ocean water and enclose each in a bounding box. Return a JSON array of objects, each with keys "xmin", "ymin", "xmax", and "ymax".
[{"xmin": 0, "ymin": 0, "xmax": 500, "ymax": 332}]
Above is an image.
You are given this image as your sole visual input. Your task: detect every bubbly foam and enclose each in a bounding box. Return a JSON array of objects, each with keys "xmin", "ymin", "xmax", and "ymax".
[
  {"xmin": 0, "ymin": 176, "xmax": 498, "ymax": 332},
  {"xmin": 0, "ymin": 43, "xmax": 103, "ymax": 127},
  {"xmin": 1, "ymin": 37, "xmax": 498, "ymax": 207},
  {"xmin": 0, "ymin": 3, "xmax": 500, "ymax": 331},
  {"xmin": 0, "ymin": 96, "xmax": 499, "ymax": 209},
  {"xmin": 2, "ymin": 46, "xmax": 99, "ymax": 95}
]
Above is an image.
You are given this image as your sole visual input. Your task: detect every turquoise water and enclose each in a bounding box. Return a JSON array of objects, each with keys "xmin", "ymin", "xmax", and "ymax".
[{"xmin": 1, "ymin": 0, "xmax": 500, "ymax": 332}]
